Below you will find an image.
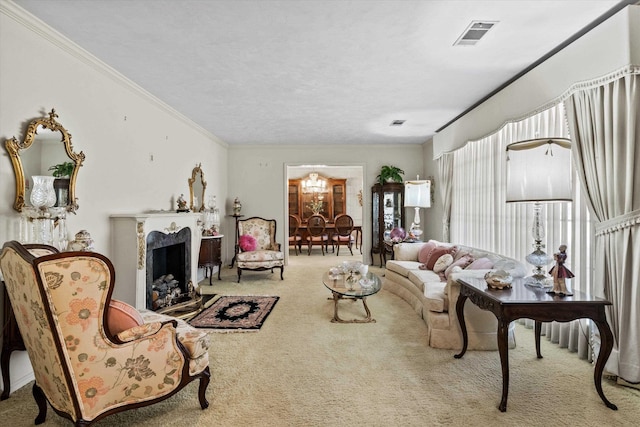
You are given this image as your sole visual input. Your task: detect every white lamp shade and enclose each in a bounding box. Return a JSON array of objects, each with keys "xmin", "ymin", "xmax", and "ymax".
[
  {"xmin": 506, "ymin": 138, "xmax": 572, "ymax": 203},
  {"xmin": 404, "ymin": 180, "xmax": 431, "ymax": 208}
]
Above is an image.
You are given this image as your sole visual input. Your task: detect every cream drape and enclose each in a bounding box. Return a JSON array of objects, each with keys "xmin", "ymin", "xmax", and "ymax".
[
  {"xmin": 564, "ymin": 71, "xmax": 640, "ymax": 384},
  {"xmin": 436, "ymin": 153, "xmax": 454, "ymax": 242}
]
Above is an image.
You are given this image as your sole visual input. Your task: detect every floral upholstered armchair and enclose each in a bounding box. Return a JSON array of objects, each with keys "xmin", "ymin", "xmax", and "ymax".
[
  {"xmin": 0, "ymin": 241, "xmax": 210, "ymax": 426},
  {"xmin": 236, "ymin": 216, "xmax": 284, "ymax": 282}
]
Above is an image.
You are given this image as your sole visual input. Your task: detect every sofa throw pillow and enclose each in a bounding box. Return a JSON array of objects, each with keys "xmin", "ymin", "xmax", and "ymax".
[
  {"xmin": 425, "ymin": 246, "xmax": 457, "ymax": 270},
  {"xmin": 444, "ymin": 254, "xmax": 475, "ymax": 279},
  {"xmin": 417, "ymin": 241, "xmax": 438, "ymax": 264},
  {"xmin": 433, "ymin": 253, "xmax": 454, "ymax": 273},
  {"xmin": 239, "ymin": 234, "xmax": 257, "ymax": 252},
  {"xmin": 466, "ymin": 257, "xmax": 495, "ymax": 270},
  {"xmin": 107, "ymin": 299, "xmax": 144, "ymax": 335},
  {"xmin": 453, "ymin": 249, "xmax": 470, "ymax": 262}
]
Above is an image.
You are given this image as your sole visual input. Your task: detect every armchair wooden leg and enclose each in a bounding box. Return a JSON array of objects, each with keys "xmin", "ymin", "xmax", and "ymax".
[
  {"xmin": 237, "ymin": 269, "xmax": 242, "ymax": 283},
  {"xmin": 279, "ymin": 266, "xmax": 284, "ymax": 280},
  {"xmin": 198, "ymin": 367, "xmax": 211, "ymax": 410},
  {"xmin": 32, "ymin": 383, "xmax": 47, "ymax": 425}
]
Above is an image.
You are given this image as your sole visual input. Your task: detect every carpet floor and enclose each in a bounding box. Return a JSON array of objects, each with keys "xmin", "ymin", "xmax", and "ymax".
[{"xmin": 1, "ymin": 249, "xmax": 638, "ymax": 426}]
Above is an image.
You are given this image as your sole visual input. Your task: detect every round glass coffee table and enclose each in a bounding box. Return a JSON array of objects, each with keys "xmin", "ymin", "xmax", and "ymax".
[{"xmin": 322, "ymin": 270, "xmax": 382, "ymax": 323}]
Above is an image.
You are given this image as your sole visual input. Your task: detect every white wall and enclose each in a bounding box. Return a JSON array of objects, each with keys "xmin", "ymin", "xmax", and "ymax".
[
  {"xmin": 433, "ymin": 5, "xmax": 639, "ymax": 158},
  {"xmin": 0, "ymin": 2, "xmax": 228, "ymax": 394}
]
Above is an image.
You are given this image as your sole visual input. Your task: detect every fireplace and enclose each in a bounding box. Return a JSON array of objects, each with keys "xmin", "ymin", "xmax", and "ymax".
[
  {"xmin": 146, "ymin": 228, "xmax": 190, "ymax": 310},
  {"xmin": 110, "ymin": 212, "xmax": 203, "ymax": 314}
]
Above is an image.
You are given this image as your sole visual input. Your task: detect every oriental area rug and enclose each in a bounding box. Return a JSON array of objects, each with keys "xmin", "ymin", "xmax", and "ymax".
[{"xmin": 189, "ymin": 295, "xmax": 279, "ymax": 332}]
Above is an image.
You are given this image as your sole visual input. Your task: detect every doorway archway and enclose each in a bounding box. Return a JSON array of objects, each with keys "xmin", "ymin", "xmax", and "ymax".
[{"xmin": 285, "ymin": 165, "xmax": 364, "ymax": 264}]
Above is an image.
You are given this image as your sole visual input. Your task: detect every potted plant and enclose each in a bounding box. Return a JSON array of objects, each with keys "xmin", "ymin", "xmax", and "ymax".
[
  {"xmin": 48, "ymin": 161, "xmax": 75, "ymax": 178},
  {"xmin": 48, "ymin": 161, "xmax": 74, "ymax": 206},
  {"xmin": 376, "ymin": 165, "xmax": 404, "ymax": 185}
]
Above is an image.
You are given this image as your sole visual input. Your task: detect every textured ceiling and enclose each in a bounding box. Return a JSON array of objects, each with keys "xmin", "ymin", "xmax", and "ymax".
[{"xmin": 14, "ymin": 0, "xmax": 628, "ymax": 145}]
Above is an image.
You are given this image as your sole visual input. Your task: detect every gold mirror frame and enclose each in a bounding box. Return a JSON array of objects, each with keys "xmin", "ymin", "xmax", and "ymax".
[
  {"xmin": 5, "ymin": 109, "xmax": 85, "ymax": 213},
  {"xmin": 188, "ymin": 163, "xmax": 207, "ymax": 212}
]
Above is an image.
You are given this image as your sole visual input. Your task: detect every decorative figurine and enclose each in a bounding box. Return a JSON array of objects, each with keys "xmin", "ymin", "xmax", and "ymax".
[
  {"xmin": 548, "ymin": 244, "xmax": 574, "ymax": 296},
  {"xmin": 233, "ymin": 197, "xmax": 242, "ymax": 215},
  {"xmin": 67, "ymin": 230, "xmax": 94, "ymax": 252},
  {"xmin": 177, "ymin": 194, "xmax": 189, "ymax": 212}
]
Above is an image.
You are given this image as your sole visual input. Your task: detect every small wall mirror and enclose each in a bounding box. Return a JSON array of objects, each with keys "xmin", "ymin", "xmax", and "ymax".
[
  {"xmin": 189, "ymin": 164, "xmax": 207, "ymax": 212},
  {"xmin": 5, "ymin": 109, "xmax": 85, "ymax": 213}
]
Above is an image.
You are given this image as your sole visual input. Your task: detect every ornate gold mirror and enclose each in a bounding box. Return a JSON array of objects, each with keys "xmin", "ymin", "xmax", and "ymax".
[
  {"xmin": 188, "ymin": 163, "xmax": 207, "ymax": 212},
  {"xmin": 5, "ymin": 109, "xmax": 85, "ymax": 213}
]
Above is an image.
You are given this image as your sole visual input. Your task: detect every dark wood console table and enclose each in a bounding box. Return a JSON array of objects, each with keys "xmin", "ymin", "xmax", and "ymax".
[
  {"xmin": 198, "ymin": 235, "xmax": 223, "ymax": 284},
  {"xmin": 1, "ymin": 285, "xmax": 25, "ymax": 400},
  {"xmin": 454, "ymin": 277, "xmax": 616, "ymax": 412}
]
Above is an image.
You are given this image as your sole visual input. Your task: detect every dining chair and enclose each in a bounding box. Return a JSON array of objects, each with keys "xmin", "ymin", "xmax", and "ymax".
[
  {"xmin": 288, "ymin": 214, "xmax": 303, "ymax": 255},
  {"xmin": 331, "ymin": 214, "xmax": 355, "ymax": 255},
  {"xmin": 306, "ymin": 214, "xmax": 329, "ymax": 255}
]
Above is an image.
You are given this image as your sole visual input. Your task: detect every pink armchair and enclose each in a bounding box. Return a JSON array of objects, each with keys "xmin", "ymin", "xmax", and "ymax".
[{"xmin": 0, "ymin": 241, "xmax": 210, "ymax": 426}]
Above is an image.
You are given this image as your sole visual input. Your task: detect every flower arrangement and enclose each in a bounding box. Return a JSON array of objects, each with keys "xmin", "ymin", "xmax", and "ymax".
[{"xmin": 307, "ymin": 200, "xmax": 323, "ymax": 214}]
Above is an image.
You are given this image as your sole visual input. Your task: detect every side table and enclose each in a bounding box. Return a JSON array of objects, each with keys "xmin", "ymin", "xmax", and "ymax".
[
  {"xmin": 229, "ymin": 214, "xmax": 244, "ymax": 267},
  {"xmin": 454, "ymin": 277, "xmax": 617, "ymax": 412},
  {"xmin": 1, "ymin": 285, "xmax": 24, "ymax": 400},
  {"xmin": 198, "ymin": 235, "xmax": 223, "ymax": 284}
]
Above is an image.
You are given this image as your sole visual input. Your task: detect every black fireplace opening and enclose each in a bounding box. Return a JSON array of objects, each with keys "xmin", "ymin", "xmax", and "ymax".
[{"xmin": 146, "ymin": 228, "xmax": 191, "ymax": 311}]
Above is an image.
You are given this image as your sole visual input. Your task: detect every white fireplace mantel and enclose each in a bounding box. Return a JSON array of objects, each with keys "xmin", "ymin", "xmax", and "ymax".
[{"xmin": 110, "ymin": 212, "xmax": 202, "ymax": 310}]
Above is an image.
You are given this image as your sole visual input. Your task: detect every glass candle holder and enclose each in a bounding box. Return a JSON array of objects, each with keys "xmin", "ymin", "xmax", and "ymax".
[{"xmin": 30, "ymin": 175, "xmax": 57, "ymax": 208}]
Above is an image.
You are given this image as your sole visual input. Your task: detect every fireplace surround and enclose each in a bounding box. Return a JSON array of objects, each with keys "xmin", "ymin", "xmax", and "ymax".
[{"xmin": 110, "ymin": 212, "xmax": 202, "ymax": 311}]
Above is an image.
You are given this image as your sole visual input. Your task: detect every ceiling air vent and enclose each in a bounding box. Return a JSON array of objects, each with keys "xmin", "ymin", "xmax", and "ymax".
[{"xmin": 454, "ymin": 21, "xmax": 497, "ymax": 46}]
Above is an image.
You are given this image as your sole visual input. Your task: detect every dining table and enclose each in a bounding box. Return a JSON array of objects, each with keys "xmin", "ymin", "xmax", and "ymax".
[{"xmin": 296, "ymin": 223, "xmax": 363, "ymax": 253}]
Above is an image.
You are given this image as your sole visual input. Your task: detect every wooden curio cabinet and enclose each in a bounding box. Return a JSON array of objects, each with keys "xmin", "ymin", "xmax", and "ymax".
[
  {"xmin": 371, "ymin": 182, "xmax": 405, "ymax": 266},
  {"xmin": 288, "ymin": 177, "xmax": 347, "ymax": 222}
]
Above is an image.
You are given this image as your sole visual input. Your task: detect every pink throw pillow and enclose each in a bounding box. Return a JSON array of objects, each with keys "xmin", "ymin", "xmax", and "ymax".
[
  {"xmin": 239, "ymin": 234, "xmax": 257, "ymax": 251},
  {"xmin": 425, "ymin": 246, "xmax": 457, "ymax": 270},
  {"xmin": 417, "ymin": 241, "xmax": 438, "ymax": 264},
  {"xmin": 444, "ymin": 254, "xmax": 475, "ymax": 278},
  {"xmin": 107, "ymin": 299, "xmax": 144, "ymax": 335},
  {"xmin": 466, "ymin": 257, "xmax": 495, "ymax": 270}
]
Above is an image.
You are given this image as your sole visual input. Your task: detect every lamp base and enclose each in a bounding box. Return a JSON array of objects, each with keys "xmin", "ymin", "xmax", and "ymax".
[
  {"xmin": 409, "ymin": 227, "xmax": 423, "ymax": 241},
  {"xmin": 523, "ymin": 274, "xmax": 552, "ymax": 289}
]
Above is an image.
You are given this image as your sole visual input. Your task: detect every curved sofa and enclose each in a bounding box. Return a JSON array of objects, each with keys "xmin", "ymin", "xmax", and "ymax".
[{"xmin": 382, "ymin": 240, "xmax": 526, "ymax": 351}]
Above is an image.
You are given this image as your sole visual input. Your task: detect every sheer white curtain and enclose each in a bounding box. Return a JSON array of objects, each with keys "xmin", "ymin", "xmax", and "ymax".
[
  {"xmin": 449, "ymin": 103, "xmax": 595, "ymax": 360},
  {"xmin": 564, "ymin": 69, "xmax": 640, "ymax": 384}
]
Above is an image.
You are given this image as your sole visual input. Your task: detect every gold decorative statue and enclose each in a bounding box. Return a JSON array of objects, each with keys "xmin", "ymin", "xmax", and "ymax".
[{"xmin": 548, "ymin": 244, "xmax": 574, "ymax": 296}]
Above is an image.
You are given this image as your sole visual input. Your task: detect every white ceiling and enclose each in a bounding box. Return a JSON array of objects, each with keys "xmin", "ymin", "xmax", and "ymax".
[{"xmin": 14, "ymin": 0, "xmax": 630, "ymax": 146}]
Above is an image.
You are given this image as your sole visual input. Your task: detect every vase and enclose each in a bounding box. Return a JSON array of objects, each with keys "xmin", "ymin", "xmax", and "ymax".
[{"xmin": 30, "ymin": 175, "xmax": 57, "ymax": 208}]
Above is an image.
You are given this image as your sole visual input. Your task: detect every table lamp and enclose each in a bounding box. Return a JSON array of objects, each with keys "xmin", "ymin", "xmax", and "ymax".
[
  {"xmin": 506, "ymin": 138, "xmax": 572, "ymax": 287},
  {"xmin": 404, "ymin": 177, "xmax": 431, "ymax": 241}
]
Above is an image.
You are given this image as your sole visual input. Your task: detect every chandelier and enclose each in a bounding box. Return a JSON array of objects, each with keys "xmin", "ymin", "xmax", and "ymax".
[{"xmin": 301, "ymin": 173, "xmax": 328, "ymax": 194}]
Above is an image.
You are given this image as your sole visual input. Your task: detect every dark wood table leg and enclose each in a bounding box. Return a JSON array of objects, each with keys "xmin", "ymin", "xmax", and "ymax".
[
  {"xmin": 593, "ymin": 313, "xmax": 618, "ymax": 410},
  {"xmin": 535, "ymin": 320, "xmax": 543, "ymax": 359},
  {"xmin": 497, "ymin": 318, "xmax": 510, "ymax": 412},
  {"xmin": 454, "ymin": 294, "xmax": 469, "ymax": 359},
  {"xmin": 1, "ymin": 346, "xmax": 13, "ymax": 400}
]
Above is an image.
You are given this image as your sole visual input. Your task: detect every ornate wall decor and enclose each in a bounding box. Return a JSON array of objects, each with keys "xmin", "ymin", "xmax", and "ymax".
[{"xmin": 137, "ymin": 221, "xmax": 145, "ymax": 270}]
